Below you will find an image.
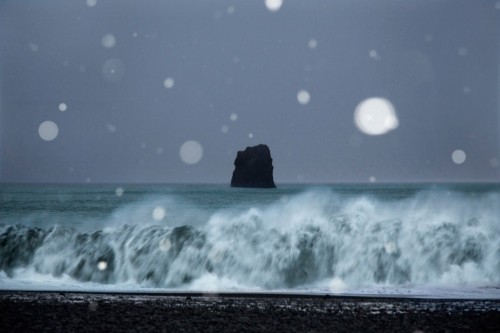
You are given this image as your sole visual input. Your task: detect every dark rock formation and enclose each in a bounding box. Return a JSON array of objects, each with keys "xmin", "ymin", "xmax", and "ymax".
[{"xmin": 231, "ymin": 144, "xmax": 276, "ymax": 188}]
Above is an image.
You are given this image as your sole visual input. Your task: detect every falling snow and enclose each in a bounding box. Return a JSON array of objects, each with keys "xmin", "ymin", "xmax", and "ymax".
[
  {"xmin": 354, "ymin": 97, "xmax": 398, "ymax": 135},
  {"xmin": 101, "ymin": 34, "xmax": 116, "ymax": 48},
  {"xmin": 452, "ymin": 149, "xmax": 466, "ymax": 165},
  {"xmin": 106, "ymin": 123, "xmax": 117, "ymax": 133},
  {"xmin": 28, "ymin": 42, "xmax": 39, "ymax": 52},
  {"xmin": 163, "ymin": 77, "xmax": 175, "ymax": 89},
  {"xmin": 265, "ymin": 0, "xmax": 283, "ymax": 12},
  {"xmin": 369, "ymin": 49, "xmax": 380, "ymax": 60},
  {"xmin": 1, "ymin": 1, "xmax": 497, "ymax": 185},
  {"xmin": 97, "ymin": 261, "xmax": 108, "ymax": 271},
  {"xmin": 179, "ymin": 140, "xmax": 203, "ymax": 165},
  {"xmin": 458, "ymin": 47, "xmax": 468, "ymax": 57},
  {"xmin": 297, "ymin": 90, "xmax": 310, "ymax": 105},
  {"xmin": 102, "ymin": 59, "xmax": 124, "ymax": 82},
  {"xmin": 308, "ymin": 39, "xmax": 318, "ymax": 49},
  {"xmin": 152, "ymin": 206, "xmax": 166, "ymax": 221},
  {"xmin": 38, "ymin": 121, "xmax": 59, "ymax": 141}
]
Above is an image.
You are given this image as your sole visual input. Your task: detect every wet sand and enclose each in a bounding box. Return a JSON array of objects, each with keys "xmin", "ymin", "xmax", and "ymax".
[{"xmin": 1, "ymin": 291, "xmax": 500, "ymax": 332}]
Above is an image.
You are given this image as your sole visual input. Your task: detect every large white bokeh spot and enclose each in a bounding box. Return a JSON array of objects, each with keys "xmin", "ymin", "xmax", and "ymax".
[
  {"xmin": 354, "ymin": 97, "xmax": 398, "ymax": 135},
  {"xmin": 179, "ymin": 140, "xmax": 203, "ymax": 165},
  {"xmin": 38, "ymin": 121, "xmax": 59, "ymax": 141}
]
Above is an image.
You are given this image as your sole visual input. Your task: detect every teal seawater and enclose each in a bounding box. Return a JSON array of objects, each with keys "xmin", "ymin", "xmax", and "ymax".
[{"xmin": 3, "ymin": 183, "xmax": 495, "ymax": 222}]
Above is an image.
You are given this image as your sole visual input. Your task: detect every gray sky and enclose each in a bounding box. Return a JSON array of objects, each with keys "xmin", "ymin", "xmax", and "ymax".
[{"xmin": 1, "ymin": 0, "xmax": 499, "ymax": 184}]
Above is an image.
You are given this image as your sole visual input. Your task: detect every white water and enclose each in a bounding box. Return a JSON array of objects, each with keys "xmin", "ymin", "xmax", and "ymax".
[{"xmin": 1, "ymin": 188, "xmax": 500, "ymax": 298}]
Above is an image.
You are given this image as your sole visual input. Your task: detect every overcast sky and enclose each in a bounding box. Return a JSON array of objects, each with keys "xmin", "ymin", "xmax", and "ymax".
[{"xmin": 1, "ymin": 0, "xmax": 499, "ymax": 184}]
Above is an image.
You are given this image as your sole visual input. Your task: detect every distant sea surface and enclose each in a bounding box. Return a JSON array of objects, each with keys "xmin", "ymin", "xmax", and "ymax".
[{"xmin": 1, "ymin": 183, "xmax": 500, "ymax": 298}]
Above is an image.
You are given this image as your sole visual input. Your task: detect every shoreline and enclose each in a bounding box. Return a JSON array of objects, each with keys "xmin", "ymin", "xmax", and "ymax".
[
  {"xmin": 1, "ymin": 291, "xmax": 500, "ymax": 332},
  {"xmin": 2, "ymin": 289, "xmax": 500, "ymax": 301}
]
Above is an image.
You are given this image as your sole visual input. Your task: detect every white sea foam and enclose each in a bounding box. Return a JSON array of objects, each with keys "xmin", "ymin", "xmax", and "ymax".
[{"xmin": 1, "ymin": 188, "xmax": 500, "ymax": 297}]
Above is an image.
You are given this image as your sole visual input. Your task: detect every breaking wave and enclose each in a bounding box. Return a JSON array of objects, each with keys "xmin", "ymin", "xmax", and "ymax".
[{"xmin": 1, "ymin": 189, "xmax": 500, "ymax": 292}]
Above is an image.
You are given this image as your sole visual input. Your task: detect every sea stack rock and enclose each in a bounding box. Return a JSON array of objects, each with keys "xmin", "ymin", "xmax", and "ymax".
[{"xmin": 231, "ymin": 144, "xmax": 276, "ymax": 188}]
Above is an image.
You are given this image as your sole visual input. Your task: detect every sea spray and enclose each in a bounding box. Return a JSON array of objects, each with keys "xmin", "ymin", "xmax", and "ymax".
[{"xmin": 1, "ymin": 187, "xmax": 499, "ymax": 292}]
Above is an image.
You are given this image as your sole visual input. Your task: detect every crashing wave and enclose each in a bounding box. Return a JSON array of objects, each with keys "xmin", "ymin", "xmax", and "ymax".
[{"xmin": 1, "ymin": 189, "xmax": 499, "ymax": 291}]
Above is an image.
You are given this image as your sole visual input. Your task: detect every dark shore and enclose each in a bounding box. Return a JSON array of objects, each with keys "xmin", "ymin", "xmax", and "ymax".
[{"xmin": 1, "ymin": 291, "xmax": 500, "ymax": 332}]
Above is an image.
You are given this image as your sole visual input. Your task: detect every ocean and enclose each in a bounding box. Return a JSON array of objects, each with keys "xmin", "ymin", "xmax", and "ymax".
[{"xmin": 1, "ymin": 183, "xmax": 500, "ymax": 298}]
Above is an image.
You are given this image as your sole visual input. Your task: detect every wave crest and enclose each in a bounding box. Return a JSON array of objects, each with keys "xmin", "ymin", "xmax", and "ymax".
[{"xmin": 1, "ymin": 189, "xmax": 499, "ymax": 291}]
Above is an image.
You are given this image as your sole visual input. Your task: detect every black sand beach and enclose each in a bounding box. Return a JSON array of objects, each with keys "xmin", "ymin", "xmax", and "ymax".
[{"xmin": 1, "ymin": 292, "xmax": 500, "ymax": 332}]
